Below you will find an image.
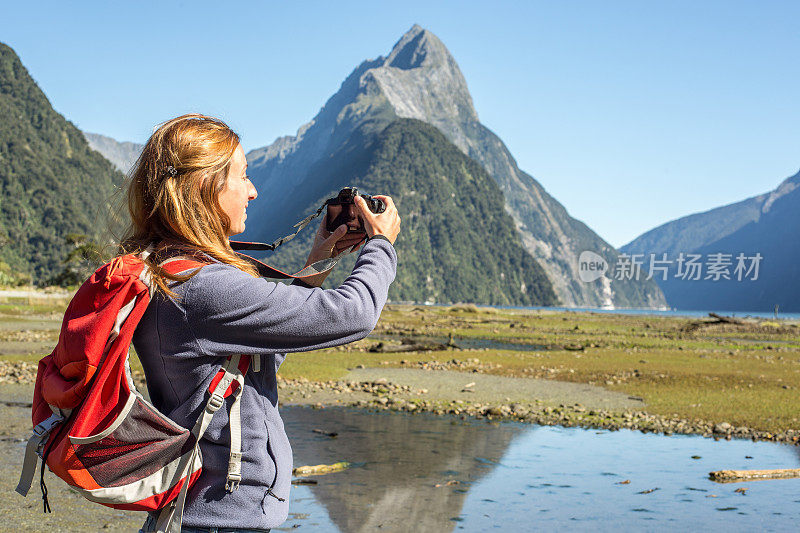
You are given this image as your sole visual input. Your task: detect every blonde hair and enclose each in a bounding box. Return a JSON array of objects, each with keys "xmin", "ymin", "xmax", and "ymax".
[{"xmin": 120, "ymin": 114, "xmax": 258, "ymax": 295}]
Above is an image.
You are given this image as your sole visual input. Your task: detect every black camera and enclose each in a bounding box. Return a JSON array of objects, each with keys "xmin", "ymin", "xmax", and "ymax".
[{"xmin": 325, "ymin": 187, "xmax": 386, "ymax": 233}]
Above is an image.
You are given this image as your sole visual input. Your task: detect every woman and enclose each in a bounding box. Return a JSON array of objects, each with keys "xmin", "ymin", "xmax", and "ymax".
[{"xmin": 127, "ymin": 114, "xmax": 400, "ymax": 532}]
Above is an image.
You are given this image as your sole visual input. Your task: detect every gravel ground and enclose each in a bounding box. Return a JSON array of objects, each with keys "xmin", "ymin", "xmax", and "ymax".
[
  {"xmin": 280, "ymin": 368, "xmax": 644, "ymax": 411},
  {"xmin": 347, "ymin": 368, "xmax": 643, "ymax": 409}
]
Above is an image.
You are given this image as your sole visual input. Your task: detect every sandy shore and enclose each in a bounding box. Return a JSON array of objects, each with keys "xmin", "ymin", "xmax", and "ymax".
[{"xmin": 278, "ymin": 368, "xmax": 800, "ymax": 444}]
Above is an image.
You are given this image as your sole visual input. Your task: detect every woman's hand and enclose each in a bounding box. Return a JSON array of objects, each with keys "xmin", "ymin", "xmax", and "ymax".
[
  {"xmin": 355, "ymin": 195, "xmax": 401, "ymax": 244},
  {"xmin": 300, "ymin": 218, "xmax": 366, "ymax": 286}
]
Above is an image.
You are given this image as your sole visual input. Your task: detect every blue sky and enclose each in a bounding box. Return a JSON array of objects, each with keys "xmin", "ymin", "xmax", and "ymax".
[{"xmin": 2, "ymin": 1, "xmax": 798, "ymax": 248}]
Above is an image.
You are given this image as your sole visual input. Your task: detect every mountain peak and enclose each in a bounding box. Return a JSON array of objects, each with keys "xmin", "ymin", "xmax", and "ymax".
[
  {"xmin": 385, "ymin": 24, "xmax": 449, "ymax": 70},
  {"xmin": 1, "ymin": 42, "xmax": 49, "ymax": 109},
  {"xmin": 360, "ymin": 25, "xmax": 479, "ymax": 138}
]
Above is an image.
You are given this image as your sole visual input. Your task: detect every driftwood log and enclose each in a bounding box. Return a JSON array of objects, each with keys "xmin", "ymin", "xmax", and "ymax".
[
  {"xmin": 682, "ymin": 312, "xmax": 747, "ymax": 332},
  {"xmin": 707, "ymin": 312, "xmax": 745, "ymax": 325},
  {"xmin": 709, "ymin": 468, "xmax": 800, "ymax": 483},
  {"xmin": 293, "ymin": 462, "xmax": 350, "ymax": 477}
]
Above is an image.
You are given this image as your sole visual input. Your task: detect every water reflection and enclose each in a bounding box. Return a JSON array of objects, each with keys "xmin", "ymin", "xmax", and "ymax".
[
  {"xmin": 374, "ymin": 333, "xmax": 547, "ymax": 351},
  {"xmin": 282, "ymin": 406, "xmax": 800, "ymax": 532},
  {"xmin": 284, "ymin": 406, "xmax": 521, "ymax": 532},
  {"xmin": 458, "ymin": 426, "xmax": 800, "ymax": 530}
]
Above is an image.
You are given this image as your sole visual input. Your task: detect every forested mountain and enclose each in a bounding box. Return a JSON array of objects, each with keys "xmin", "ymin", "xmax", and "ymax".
[
  {"xmin": 253, "ymin": 118, "xmax": 558, "ymax": 306},
  {"xmin": 244, "ymin": 24, "xmax": 665, "ymax": 309},
  {"xmin": 0, "ymin": 42, "xmax": 124, "ymax": 282},
  {"xmin": 622, "ymin": 170, "xmax": 800, "ymax": 312}
]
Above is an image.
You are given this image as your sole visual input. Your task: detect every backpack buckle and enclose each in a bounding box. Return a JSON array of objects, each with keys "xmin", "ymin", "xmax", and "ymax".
[
  {"xmin": 207, "ymin": 392, "xmax": 225, "ymax": 412},
  {"xmin": 33, "ymin": 413, "xmax": 64, "ymax": 437},
  {"xmin": 225, "ymin": 473, "xmax": 241, "ymax": 492}
]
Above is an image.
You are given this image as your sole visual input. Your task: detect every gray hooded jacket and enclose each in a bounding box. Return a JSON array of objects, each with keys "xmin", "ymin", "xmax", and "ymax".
[{"xmin": 132, "ymin": 238, "xmax": 397, "ymax": 529}]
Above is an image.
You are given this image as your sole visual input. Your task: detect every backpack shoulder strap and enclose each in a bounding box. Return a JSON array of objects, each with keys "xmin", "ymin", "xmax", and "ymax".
[
  {"xmin": 154, "ymin": 354, "xmax": 250, "ymax": 533},
  {"xmin": 159, "ymin": 257, "xmax": 208, "ymax": 275}
]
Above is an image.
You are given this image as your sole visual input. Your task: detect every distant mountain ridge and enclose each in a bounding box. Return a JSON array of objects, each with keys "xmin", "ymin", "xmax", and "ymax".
[
  {"xmin": 82, "ymin": 132, "xmax": 143, "ymax": 174},
  {"xmin": 622, "ymin": 171, "xmax": 799, "ymax": 256},
  {"xmin": 245, "ymin": 24, "xmax": 665, "ymax": 308},
  {"xmin": 0, "ymin": 42, "xmax": 124, "ymax": 282},
  {"xmin": 622, "ymin": 170, "xmax": 800, "ymax": 312}
]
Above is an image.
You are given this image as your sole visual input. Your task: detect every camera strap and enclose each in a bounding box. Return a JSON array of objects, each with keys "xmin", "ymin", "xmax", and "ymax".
[
  {"xmin": 238, "ymin": 204, "xmax": 328, "ymax": 253},
  {"xmin": 230, "ymin": 200, "xmax": 362, "ymax": 281}
]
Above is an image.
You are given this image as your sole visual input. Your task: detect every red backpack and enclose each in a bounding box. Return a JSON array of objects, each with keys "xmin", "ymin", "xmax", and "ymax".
[{"xmin": 15, "ymin": 251, "xmax": 250, "ymax": 533}]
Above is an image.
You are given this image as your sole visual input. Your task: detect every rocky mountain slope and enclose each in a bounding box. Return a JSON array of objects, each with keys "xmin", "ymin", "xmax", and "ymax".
[
  {"xmin": 82, "ymin": 132, "xmax": 143, "ymax": 174},
  {"xmin": 244, "ymin": 24, "xmax": 665, "ymax": 308}
]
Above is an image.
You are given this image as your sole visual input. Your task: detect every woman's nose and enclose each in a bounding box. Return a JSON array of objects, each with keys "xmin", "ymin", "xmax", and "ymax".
[{"xmin": 249, "ymin": 181, "xmax": 258, "ymax": 200}]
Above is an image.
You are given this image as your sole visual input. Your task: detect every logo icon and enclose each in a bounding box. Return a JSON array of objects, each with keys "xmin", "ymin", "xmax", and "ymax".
[{"xmin": 578, "ymin": 251, "xmax": 608, "ymax": 283}]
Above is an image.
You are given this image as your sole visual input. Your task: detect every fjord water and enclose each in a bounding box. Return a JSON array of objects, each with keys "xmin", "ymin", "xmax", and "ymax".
[
  {"xmin": 283, "ymin": 406, "xmax": 800, "ymax": 532},
  {"xmin": 496, "ymin": 305, "xmax": 800, "ymax": 320}
]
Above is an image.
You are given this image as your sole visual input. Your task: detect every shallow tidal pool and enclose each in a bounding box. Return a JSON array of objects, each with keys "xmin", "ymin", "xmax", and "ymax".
[{"xmin": 280, "ymin": 406, "xmax": 800, "ymax": 532}]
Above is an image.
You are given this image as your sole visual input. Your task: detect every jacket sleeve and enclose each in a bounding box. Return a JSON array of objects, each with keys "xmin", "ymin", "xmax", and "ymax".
[{"xmin": 183, "ymin": 238, "xmax": 397, "ymax": 357}]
